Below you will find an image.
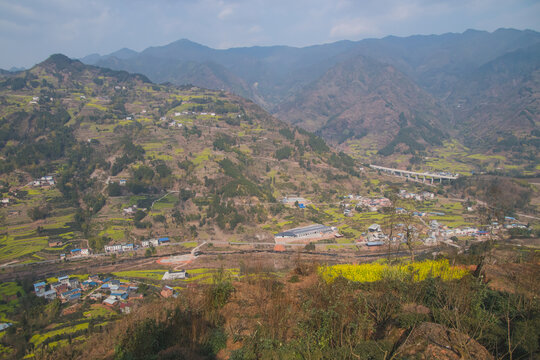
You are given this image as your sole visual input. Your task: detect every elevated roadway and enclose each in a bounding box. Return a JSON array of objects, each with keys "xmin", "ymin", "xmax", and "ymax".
[{"xmin": 370, "ymin": 164, "xmax": 459, "ymax": 183}]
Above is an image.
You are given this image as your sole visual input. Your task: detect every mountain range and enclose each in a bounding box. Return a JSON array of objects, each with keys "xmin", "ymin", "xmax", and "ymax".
[{"xmin": 81, "ymin": 28, "xmax": 540, "ymax": 155}]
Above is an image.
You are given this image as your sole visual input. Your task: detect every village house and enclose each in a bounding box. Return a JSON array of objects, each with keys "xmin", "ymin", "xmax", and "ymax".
[
  {"xmin": 103, "ymin": 296, "xmax": 118, "ymax": 307},
  {"xmin": 54, "ymin": 284, "xmax": 69, "ymax": 295},
  {"xmin": 60, "ymin": 288, "xmax": 82, "ymax": 302},
  {"xmin": 160, "ymin": 285, "xmax": 175, "ymax": 298},
  {"xmin": 33, "ymin": 282, "xmax": 46, "ymax": 295},
  {"xmin": 104, "ymin": 244, "xmax": 123, "ymax": 253},
  {"xmin": 120, "ymin": 302, "xmax": 133, "ymax": 314},
  {"xmin": 41, "ymin": 290, "xmax": 57, "ymax": 300},
  {"xmin": 122, "ymin": 244, "xmax": 134, "ymax": 252},
  {"xmin": 81, "ymin": 280, "xmax": 98, "ymax": 290},
  {"xmin": 141, "ymin": 240, "xmax": 151, "ymax": 247},
  {"xmin": 280, "ymin": 196, "xmax": 308, "ymax": 207},
  {"xmin": 50, "ymin": 282, "xmax": 63, "ymax": 291},
  {"xmin": 123, "ymin": 205, "xmax": 138, "ymax": 215},
  {"xmin": 158, "ymin": 237, "xmax": 170, "ymax": 245},
  {"xmin": 68, "ymin": 278, "xmax": 80, "ymax": 289},
  {"xmin": 89, "ymin": 293, "xmax": 103, "ymax": 301}
]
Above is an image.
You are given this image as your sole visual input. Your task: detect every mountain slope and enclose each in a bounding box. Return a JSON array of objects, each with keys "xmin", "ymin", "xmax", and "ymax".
[
  {"xmin": 276, "ymin": 55, "xmax": 449, "ymax": 150},
  {"xmin": 83, "ymin": 39, "xmax": 358, "ymax": 108},
  {"xmin": 74, "ymin": 29, "xmax": 540, "ymax": 169},
  {"xmin": 447, "ymin": 43, "xmax": 540, "ymax": 138},
  {"xmin": 350, "ymin": 28, "xmax": 540, "ymax": 98},
  {"xmin": 96, "ymin": 55, "xmax": 257, "ymax": 102},
  {"xmin": 0, "ymin": 54, "xmax": 363, "ymax": 265}
]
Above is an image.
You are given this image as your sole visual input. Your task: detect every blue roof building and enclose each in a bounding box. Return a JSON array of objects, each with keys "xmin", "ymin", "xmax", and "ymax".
[{"xmin": 33, "ymin": 282, "xmax": 46, "ymax": 292}]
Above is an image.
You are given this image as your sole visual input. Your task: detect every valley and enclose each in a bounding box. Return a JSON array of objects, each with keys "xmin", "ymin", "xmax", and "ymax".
[{"xmin": 0, "ymin": 39, "xmax": 538, "ymax": 359}]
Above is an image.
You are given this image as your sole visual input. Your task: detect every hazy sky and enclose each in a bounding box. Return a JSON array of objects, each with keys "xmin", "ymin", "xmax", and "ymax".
[{"xmin": 1, "ymin": 0, "xmax": 539, "ymax": 69}]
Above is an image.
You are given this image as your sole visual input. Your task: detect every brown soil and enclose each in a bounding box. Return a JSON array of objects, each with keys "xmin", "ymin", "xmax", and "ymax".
[{"xmin": 396, "ymin": 322, "xmax": 494, "ymax": 360}]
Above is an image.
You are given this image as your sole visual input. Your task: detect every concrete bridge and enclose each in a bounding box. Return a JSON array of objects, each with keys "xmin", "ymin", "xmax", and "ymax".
[{"xmin": 369, "ymin": 164, "xmax": 459, "ymax": 184}]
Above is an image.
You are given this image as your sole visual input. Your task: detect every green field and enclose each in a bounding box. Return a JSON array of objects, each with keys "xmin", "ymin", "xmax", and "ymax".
[{"xmin": 112, "ymin": 269, "xmax": 167, "ymax": 281}]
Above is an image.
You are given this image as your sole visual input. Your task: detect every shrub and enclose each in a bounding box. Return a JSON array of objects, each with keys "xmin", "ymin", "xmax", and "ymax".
[{"xmin": 275, "ymin": 146, "xmax": 293, "ymax": 160}]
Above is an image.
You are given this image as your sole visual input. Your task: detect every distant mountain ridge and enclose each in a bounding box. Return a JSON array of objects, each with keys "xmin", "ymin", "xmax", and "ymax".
[{"xmin": 80, "ymin": 29, "xmax": 540, "ymax": 153}]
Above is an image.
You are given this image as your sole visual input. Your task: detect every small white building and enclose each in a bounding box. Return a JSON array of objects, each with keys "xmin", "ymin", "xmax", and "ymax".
[
  {"xmin": 104, "ymin": 244, "xmax": 123, "ymax": 253},
  {"xmin": 122, "ymin": 244, "xmax": 134, "ymax": 252},
  {"xmin": 162, "ymin": 270, "xmax": 188, "ymax": 280},
  {"xmin": 103, "ymin": 296, "xmax": 118, "ymax": 306}
]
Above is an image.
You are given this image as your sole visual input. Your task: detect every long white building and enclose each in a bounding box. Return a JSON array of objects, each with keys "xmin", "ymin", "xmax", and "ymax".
[{"xmin": 275, "ymin": 224, "xmax": 337, "ymax": 243}]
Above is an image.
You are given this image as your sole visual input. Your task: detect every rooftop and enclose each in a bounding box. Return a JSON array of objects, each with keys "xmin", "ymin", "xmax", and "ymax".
[{"xmin": 276, "ymin": 224, "xmax": 333, "ymax": 237}]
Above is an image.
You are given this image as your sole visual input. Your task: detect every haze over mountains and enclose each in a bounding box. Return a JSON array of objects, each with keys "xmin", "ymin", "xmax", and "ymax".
[{"xmin": 81, "ymin": 28, "xmax": 540, "ymax": 153}]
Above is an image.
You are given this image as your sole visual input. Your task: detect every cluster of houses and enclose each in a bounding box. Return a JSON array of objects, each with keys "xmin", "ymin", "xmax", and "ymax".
[
  {"xmin": 353, "ymin": 196, "xmax": 392, "ymax": 212},
  {"xmin": 103, "ymin": 237, "xmax": 171, "ymax": 253},
  {"xmin": 503, "ymin": 217, "xmax": 529, "ymax": 230},
  {"xmin": 33, "ymin": 275, "xmax": 143, "ymax": 313},
  {"xmin": 34, "ymin": 275, "xmax": 90, "ymax": 302},
  {"xmin": 425, "ymin": 220, "xmax": 497, "ymax": 243},
  {"xmin": 172, "ymin": 111, "xmax": 216, "ymax": 117},
  {"xmin": 359, "ymin": 223, "xmax": 421, "ymax": 246},
  {"xmin": 98, "ymin": 279, "xmax": 141, "ymax": 312},
  {"xmin": 32, "ymin": 175, "xmax": 55, "ymax": 187},
  {"xmin": 357, "ymin": 219, "xmax": 494, "ymax": 247},
  {"xmin": 398, "ymin": 189, "xmax": 435, "ymax": 201}
]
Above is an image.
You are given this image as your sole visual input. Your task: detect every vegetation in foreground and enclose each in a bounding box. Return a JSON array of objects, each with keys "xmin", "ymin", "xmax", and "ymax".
[{"xmin": 9, "ymin": 243, "xmax": 536, "ymax": 360}]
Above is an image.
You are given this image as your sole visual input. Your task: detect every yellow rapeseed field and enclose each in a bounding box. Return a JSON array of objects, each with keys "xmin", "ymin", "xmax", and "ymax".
[{"xmin": 319, "ymin": 259, "xmax": 468, "ymax": 283}]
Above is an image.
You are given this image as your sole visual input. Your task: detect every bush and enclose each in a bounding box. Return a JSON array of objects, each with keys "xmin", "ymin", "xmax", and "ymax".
[
  {"xmin": 27, "ymin": 205, "xmax": 51, "ymax": 221},
  {"xmin": 202, "ymin": 328, "xmax": 227, "ymax": 356},
  {"xmin": 153, "ymin": 214, "xmax": 166, "ymax": 223},
  {"xmin": 275, "ymin": 146, "xmax": 293, "ymax": 160},
  {"xmin": 108, "ymin": 182, "xmax": 122, "ymax": 196}
]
